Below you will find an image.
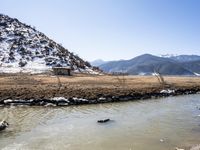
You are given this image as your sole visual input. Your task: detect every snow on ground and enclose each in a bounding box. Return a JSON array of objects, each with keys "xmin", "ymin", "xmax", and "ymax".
[
  {"xmin": 0, "ymin": 14, "xmax": 100, "ymax": 74},
  {"xmin": 160, "ymin": 89, "xmax": 175, "ymax": 94},
  {"xmin": 194, "ymin": 72, "xmax": 200, "ymax": 76}
]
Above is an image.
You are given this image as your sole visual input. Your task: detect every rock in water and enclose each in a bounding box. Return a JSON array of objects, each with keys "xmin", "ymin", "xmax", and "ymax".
[
  {"xmin": 0, "ymin": 120, "xmax": 9, "ymax": 131},
  {"xmin": 97, "ymin": 119, "xmax": 110, "ymax": 123}
]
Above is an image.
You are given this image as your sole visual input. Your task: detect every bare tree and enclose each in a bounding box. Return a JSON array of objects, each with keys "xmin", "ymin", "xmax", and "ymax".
[
  {"xmin": 113, "ymin": 71, "xmax": 127, "ymax": 88},
  {"xmin": 56, "ymin": 75, "xmax": 62, "ymax": 95},
  {"xmin": 153, "ymin": 66, "xmax": 166, "ymax": 87}
]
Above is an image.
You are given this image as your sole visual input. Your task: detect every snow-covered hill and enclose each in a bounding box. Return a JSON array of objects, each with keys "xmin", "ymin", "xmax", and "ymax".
[{"xmin": 0, "ymin": 14, "xmax": 99, "ymax": 74}]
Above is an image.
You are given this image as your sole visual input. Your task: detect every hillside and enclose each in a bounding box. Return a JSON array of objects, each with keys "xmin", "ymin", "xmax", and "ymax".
[
  {"xmin": 181, "ymin": 60, "xmax": 200, "ymax": 75},
  {"xmin": 0, "ymin": 14, "xmax": 98, "ymax": 74},
  {"xmin": 100, "ymin": 54, "xmax": 199, "ymax": 76}
]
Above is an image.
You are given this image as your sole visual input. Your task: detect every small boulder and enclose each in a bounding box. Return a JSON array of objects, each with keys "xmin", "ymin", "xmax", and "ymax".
[
  {"xmin": 0, "ymin": 120, "xmax": 9, "ymax": 131},
  {"xmin": 97, "ymin": 119, "xmax": 110, "ymax": 123}
]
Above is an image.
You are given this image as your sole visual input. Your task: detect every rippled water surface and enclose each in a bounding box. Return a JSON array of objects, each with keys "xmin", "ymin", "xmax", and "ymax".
[{"xmin": 1, "ymin": 94, "xmax": 200, "ymax": 150}]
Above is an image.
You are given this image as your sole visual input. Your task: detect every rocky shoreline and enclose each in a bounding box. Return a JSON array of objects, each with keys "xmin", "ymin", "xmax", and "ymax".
[{"xmin": 1, "ymin": 87, "xmax": 200, "ymax": 107}]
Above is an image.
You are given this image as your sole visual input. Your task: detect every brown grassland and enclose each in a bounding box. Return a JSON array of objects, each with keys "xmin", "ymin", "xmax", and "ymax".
[{"xmin": 0, "ymin": 73, "xmax": 200, "ymax": 101}]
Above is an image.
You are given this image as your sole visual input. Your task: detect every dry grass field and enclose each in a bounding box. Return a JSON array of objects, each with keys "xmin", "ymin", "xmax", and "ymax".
[{"xmin": 0, "ymin": 74, "xmax": 200, "ymax": 101}]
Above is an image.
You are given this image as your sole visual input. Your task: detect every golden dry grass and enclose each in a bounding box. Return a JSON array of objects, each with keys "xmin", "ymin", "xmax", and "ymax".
[{"xmin": 0, "ymin": 74, "xmax": 199, "ymax": 100}]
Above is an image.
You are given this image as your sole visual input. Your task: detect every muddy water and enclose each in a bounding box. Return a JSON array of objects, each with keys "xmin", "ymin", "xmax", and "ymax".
[{"xmin": 0, "ymin": 94, "xmax": 200, "ymax": 150}]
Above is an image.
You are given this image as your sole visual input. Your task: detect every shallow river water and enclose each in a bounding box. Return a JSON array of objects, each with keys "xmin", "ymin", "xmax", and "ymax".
[{"xmin": 0, "ymin": 94, "xmax": 200, "ymax": 150}]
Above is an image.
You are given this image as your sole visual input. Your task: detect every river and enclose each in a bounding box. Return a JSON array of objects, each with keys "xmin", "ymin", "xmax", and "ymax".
[{"xmin": 0, "ymin": 94, "xmax": 200, "ymax": 150}]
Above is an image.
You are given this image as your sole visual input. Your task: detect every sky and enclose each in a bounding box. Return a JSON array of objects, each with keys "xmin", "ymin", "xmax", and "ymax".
[{"xmin": 1, "ymin": 0, "xmax": 200, "ymax": 61}]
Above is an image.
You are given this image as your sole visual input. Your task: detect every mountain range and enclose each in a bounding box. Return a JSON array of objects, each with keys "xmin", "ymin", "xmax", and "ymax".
[
  {"xmin": 97, "ymin": 54, "xmax": 200, "ymax": 76},
  {"xmin": 0, "ymin": 14, "xmax": 98, "ymax": 74}
]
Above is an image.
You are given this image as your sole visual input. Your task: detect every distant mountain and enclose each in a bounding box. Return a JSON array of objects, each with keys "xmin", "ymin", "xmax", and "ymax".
[
  {"xmin": 90, "ymin": 59, "xmax": 107, "ymax": 66},
  {"xmin": 99, "ymin": 54, "xmax": 199, "ymax": 76},
  {"xmin": 181, "ymin": 60, "xmax": 200, "ymax": 74},
  {"xmin": 169, "ymin": 55, "xmax": 200, "ymax": 62},
  {"xmin": 0, "ymin": 14, "xmax": 99, "ymax": 74}
]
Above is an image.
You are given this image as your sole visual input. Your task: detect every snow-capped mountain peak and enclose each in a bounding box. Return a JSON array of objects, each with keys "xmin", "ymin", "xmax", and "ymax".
[{"xmin": 160, "ymin": 54, "xmax": 178, "ymax": 58}]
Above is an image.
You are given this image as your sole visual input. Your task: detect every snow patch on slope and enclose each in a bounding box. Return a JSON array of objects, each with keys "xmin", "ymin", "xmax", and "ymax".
[
  {"xmin": 194, "ymin": 72, "xmax": 200, "ymax": 76},
  {"xmin": 0, "ymin": 14, "xmax": 100, "ymax": 74}
]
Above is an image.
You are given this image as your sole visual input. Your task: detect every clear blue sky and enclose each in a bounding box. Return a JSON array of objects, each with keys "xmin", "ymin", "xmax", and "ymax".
[{"xmin": 1, "ymin": 0, "xmax": 200, "ymax": 61}]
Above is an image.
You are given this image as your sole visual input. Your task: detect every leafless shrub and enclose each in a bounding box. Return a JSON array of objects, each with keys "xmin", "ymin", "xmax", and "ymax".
[
  {"xmin": 56, "ymin": 75, "xmax": 62, "ymax": 94},
  {"xmin": 153, "ymin": 67, "xmax": 166, "ymax": 88},
  {"xmin": 113, "ymin": 72, "xmax": 128, "ymax": 88},
  {"xmin": 51, "ymin": 75, "xmax": 62, "ymax": 97}
]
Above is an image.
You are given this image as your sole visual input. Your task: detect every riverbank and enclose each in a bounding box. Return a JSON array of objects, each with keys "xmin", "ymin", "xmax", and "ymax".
[{"xmin": 0, "ymin": 74, "xmax": 200, "ymax": 106}]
